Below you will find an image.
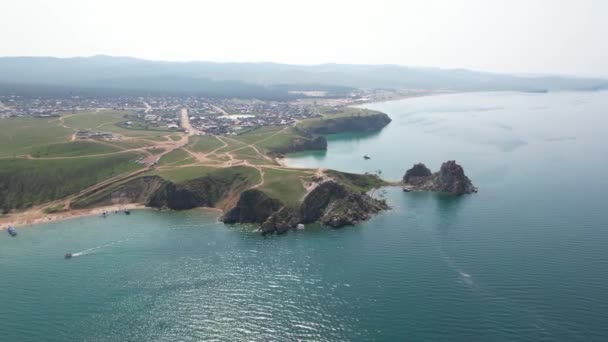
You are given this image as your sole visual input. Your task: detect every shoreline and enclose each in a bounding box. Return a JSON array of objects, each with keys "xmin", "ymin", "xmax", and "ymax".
[
  {"xmin": 1, "ymin": 204, "xmax": 226, "ymax": 230},
  {"xmin": 2, "ymin": 92, "xmax": 438, "ymax": 231},
  {"xmin": 1, "ymin": 203, "xmax": 147, "ymax": 229}
]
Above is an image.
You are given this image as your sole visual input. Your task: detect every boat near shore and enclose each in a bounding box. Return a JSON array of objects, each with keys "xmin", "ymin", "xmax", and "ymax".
[{"xmin": 7, "ymin": 226, "xmax": 17, "ymax": 237}]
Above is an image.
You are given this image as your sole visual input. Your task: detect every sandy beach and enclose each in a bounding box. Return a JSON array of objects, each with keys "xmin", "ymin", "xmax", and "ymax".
[{"xmin": 0, "ymin": 203, "xmax": 148, "ymax": 229}]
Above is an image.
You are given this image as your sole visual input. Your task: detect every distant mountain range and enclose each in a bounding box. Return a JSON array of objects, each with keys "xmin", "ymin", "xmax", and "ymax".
[{"xmin": 0, "ymin": 55, "xmax": 606, "ymax": 98}]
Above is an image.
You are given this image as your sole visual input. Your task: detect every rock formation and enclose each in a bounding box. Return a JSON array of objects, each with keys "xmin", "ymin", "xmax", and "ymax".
[
  {"xmin": 222, "ymin": 189, "xmax": 283, "ymax": 224},
  {"xmin": 403, "ymin": 161, "xmax": 477, "ymax": 195},
  {"xmin": 403, "ymin": 163, "xmax": 432, "ymax": 185},
  {"xmin": 221, "ymin": 180, "xmax": 389, "ymax": 235}
]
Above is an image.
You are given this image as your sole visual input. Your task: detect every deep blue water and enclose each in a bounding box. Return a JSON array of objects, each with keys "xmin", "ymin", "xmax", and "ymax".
[{"xmin": 2, "ymin": 91, "xmax": 608, "ymax": 341}]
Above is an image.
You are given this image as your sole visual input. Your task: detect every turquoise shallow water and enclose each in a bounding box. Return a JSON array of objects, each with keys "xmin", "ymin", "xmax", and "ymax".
[{"xmin": 2, "ymin": 91, "xmax": 608, "ymax": 341}]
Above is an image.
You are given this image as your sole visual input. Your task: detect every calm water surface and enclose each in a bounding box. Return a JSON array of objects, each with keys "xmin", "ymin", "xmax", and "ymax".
[{"xmin": 2, "ymin": 91, "xmax": 608, "ymax": 341}]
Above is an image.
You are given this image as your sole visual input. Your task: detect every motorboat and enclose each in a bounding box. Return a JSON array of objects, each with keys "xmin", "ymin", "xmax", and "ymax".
[
  {"xmin": 402, "ymin": 187, "xmax": 412, "ymax": 192},
  {"xmin": 124, "ymin": 209, "xmax": 131, "ymax": 215},
  {"xmin": 7, "ymin": 226, "xmax": 17, "ymax": 237},
  {"xmin": 363, "ymin": 155, "xmax": 371, "ymax": 160},
  {"xmin": 64, "ymin": 253, "xmax": 73, "ymax": 259}
]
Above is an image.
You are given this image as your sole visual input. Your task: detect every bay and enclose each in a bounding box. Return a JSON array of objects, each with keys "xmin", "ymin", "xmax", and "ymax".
[{"xmin": 2, "ymin": 91, "xmax": 608, "ymax": 341}]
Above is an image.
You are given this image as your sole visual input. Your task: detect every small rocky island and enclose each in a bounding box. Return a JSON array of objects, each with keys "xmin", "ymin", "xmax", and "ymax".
[{"xmin": 403, "ymin": 161, "xmax": 477, "ymax": 195}]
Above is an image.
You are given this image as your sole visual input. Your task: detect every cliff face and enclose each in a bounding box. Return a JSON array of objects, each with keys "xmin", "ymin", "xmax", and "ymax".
[
  {"xmin": 432, "ymin": 161, "xmax": 477, "ymax": 194},
  {"xmin": 222, "ymin": 189, "xmax": 283, "ymax": 224},
  {"xmin": 403, "ymin": 160, "xmax": 477, "ymax": 195},
  {"xmin": 269, "ymin": 135, "xmax": 327, "ymax": 155},
  {"xmin": 304, "ymin": 113, "xmax": 392, "ymax": 135},
  {"xmin": 71, "ymin": 176, "xmax": 167, "ymax": 209},
  {"xmin": 222, "ymin": 180, "xmax": 389, "ymax": 234},
  {"xmin": 148, "ymin": 173, "xmax": 250, "ymax": 210},
  {"xmin": 301, "ymin": 181, "xmax": 388, "ymax": 228}
]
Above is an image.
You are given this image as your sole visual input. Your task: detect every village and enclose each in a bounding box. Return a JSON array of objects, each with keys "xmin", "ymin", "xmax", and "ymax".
[
  {"xmin": 0, "ymin": 88, "xmax": 423, "ymax": 135},
  {"xmin": 0, "ymin": 95, "xmax": 327, "ymax": 135}
]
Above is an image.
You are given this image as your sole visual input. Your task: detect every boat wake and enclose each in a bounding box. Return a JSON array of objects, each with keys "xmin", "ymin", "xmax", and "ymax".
[
  {"xmin": 411, "ymin": 213, "xmax": 561, "ymax": 337},
  {"xmin": 71, "ymin": 239, "xmax": 127, "ymax": 257}
]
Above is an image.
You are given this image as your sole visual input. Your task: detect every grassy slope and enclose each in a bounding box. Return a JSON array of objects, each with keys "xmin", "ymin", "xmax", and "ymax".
[
  {"xmin": 30, "ymin": 140, "xmax": 121, "ymax": 157},
  {"xmin": 188, "ymin": 135, "xmax": 225, "ymax": 153},
  {"xmin": 158, "ymin": 148, "xmax": 195, "ymax": 166},
  {"xmin": 0, "ymin": 153, "xmax": 143, "ymax": 209},
  {"xmin": 230, "ymin": 126, "xmax": 316, "ymax": 154},
  {"xmin": 154, "ymin": 165, "xmax": 261, "ymax": 185},
  {"xmin": 297, "ymin": 107, "xmax": 381, "ymax": 130},
  {"xmin": 257, "ymin": 168, "xmax": 311, "ymax": 206},
  {"xmin": 0, "ymin": 117, "xmax": 72, "ymax": 157},
  {"xmin": 215, "ymin": 138, "xmax": 247, "ymax": 153},
  {"xmin": 63, "ymin": 110, "xmax": 172, "ymax": 139},
  {"xmin": 231, "ymin": 146, "xmax": 272, "ymax": 165},
  {"xmin": 325, "ymin": 170, "xmax": 388, "ymax": 193}
]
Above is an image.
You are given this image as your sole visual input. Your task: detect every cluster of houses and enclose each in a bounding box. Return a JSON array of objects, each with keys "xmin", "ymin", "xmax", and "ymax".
[
  {"xmin": 126, "ymin": 108, "xmax": 182, "ymax": 131},
  {"xmin": 0, "ymin": 95, "xmax": 74, "ymax": 118},
  {"xmin": 75, "ymin": 130, "xmax": 119, "ymax": 140},
  {"xmin": 187, "ymin": 99, "xmax": 321, "ymax": 135}
]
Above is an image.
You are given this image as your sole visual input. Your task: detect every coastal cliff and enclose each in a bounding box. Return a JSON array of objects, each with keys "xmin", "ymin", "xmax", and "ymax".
[
  {"xmin": 223, "ymin": 179, "xmax": 389, "ymax": 234},
  {"xmin": 222, "ymin": 189, "xmax": 283, "ymax": 224},
  {"xmin": 71, "ymin": 171, "xmax": 253, "ymax": 210},
  {"xmin": 70, "ymin": 167, "xmax": 389, "ymax": 234},
  {"xmin": 403, "ymin": 161, "xmax": 477, "ymax": 195},
  {"xmin": 62, "ymin": 110, "xmax": 396, "ymax": 233},
  {"xmin": 302, "ymin": 112, "xmax": 392, "ymax": 135},
  {"xmin": 268, "ymin": 135, "xmax": 327, "ymax": 155}
]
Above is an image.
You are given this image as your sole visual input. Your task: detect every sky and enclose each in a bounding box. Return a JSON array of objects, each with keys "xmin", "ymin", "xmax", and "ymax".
[{"xmin": 1, "ymin": 0, "xmax": 607, "ymax": 77}]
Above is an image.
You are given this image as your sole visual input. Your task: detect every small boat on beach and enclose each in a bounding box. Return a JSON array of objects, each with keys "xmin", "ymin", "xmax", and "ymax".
[{"xmin": 7, "ymin": 226, "xmax": 17, "ymax": 237}]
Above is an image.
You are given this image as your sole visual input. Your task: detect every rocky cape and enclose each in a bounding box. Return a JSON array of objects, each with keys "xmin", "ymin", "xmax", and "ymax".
[
  {"xmin": 223, "ymin": 179, "xmax": 389, "ymax": 234},
  {"xmin": 63, "ymin": 115, "xmax": 476, "ymax": 235},
  {"xmin": 403, "ymin": 161, "xmax": 477, "ymax": 195},
  {"xmin": 69, "ymin": 160, "xmax": 476, "ymax": 235},
  {"xmin": 72, "ymin": 171, "xmax": 390, "ymax": 235},
  {"xmin": 303, "ymin": 112, "xmax": 392, "ymax": 135}
]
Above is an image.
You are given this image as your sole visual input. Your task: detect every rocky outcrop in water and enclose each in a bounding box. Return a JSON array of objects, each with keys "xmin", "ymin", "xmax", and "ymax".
[
  {"xmin": 403, "ymin": 161, "xmax": 477, "ymax": 195},
  {"xmin": 403, "ymin": 163, "xmax": 432, "ymax": 185}
]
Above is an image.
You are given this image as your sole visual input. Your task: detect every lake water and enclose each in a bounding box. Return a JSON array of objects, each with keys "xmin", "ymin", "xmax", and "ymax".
[{"xmin": 2, "ymin": 91, "xmax": 608, "ymax": 341}]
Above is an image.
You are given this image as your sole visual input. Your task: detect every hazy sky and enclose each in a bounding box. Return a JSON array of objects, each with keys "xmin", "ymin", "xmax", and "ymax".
[{"xmin": 1, "ymin": 0, "xmax": 607, "ymax": 76}]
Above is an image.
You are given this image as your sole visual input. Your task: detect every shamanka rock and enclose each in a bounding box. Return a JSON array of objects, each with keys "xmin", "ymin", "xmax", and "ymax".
[
  {"xmin": 403, "ymin": 160, "xmax": 477, "ymax": 195},
  {"xmin": 403, "ymin": 163, "xmax": 432, "ymax": 185}
]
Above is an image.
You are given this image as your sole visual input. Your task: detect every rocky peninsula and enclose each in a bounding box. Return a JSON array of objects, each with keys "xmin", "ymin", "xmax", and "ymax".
[{"xmin": 0, "ymin": 103, "xmax": 476, "ymax": 235}]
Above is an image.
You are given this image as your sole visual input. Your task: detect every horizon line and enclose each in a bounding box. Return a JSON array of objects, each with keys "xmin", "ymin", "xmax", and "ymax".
[{"xmin": 0, "ymin": 54, "xmax": 605, "ymax": 80}]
